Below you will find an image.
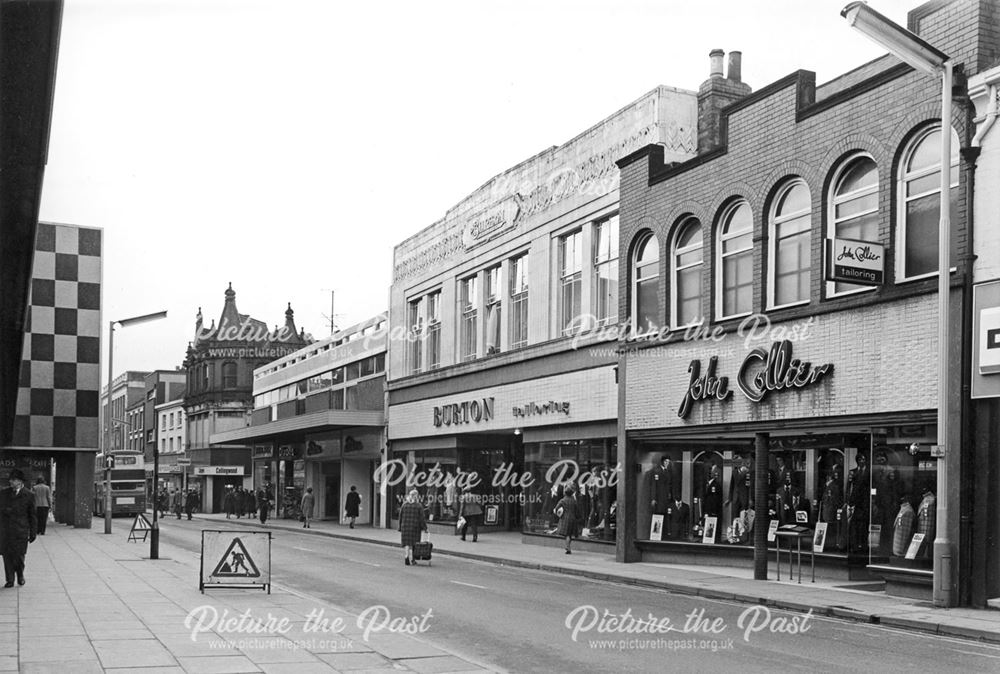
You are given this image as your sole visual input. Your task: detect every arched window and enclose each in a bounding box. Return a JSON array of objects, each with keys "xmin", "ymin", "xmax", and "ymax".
[
  {"xmin": 222, "ymin": 361, "xmax": 237, "ymax": 389},
  {"xmin": 898, "ymin": 125, "xmax": 960, "ymax": 280},
  {"xmin": 717, "ymin": 201, "xmax": 753, "ymax": 319},
  {"xmin": 768, "ymin": 179, "xmax": 811, "ymax": 308},
  {"xmin": 829, "ymin": 154, "xmax": 879, "ymax": 295},
  {"xmin": 631, "ymin": 232, "xmax": 659, "ymax": 334},
  {"xmin": 671, "ymin": 218, "xmax": 703, "ymax": 328}
]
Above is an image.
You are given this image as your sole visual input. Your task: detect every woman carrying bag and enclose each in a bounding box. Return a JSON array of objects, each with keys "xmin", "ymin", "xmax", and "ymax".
[
  {"xmin": 398, "ymin": 489, "xmax": 427, "ymax": 566},
  {"xmin": 554, "ymin": 485, "xmax": 582, "ymax": 554},
  {"xmin": 457, "ymin": 486, "xmax": 482, "ymax": 542}
]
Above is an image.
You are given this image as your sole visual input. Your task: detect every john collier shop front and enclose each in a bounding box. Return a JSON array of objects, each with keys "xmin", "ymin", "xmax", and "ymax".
[
  {"xmin": 619, "ymin": 297, "xmax": 947, "ymax": 596},
  {"xmin": 387, "ymin": 366, "xmax": 619, "ymax": 549}
]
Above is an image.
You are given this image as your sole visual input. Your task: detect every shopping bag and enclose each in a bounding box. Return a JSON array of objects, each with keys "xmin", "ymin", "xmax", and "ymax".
[{"xmin": 456, "ymin": 516, "xmax": 466, "ymax": 533}]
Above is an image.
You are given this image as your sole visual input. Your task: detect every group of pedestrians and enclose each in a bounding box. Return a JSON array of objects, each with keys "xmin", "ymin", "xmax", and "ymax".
[
  {"xmin": 222, "ymin": 486, "xmax": 257, "ymax": 519},
  {"xmin": 169, "ymin": 488, "xmax": 200, "ymax": 520}
]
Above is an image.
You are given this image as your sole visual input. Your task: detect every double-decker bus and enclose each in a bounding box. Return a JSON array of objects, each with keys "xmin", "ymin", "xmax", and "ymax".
[{"xmin": 94, "ymin": 451, "xmax": 147, "ymax": 516}]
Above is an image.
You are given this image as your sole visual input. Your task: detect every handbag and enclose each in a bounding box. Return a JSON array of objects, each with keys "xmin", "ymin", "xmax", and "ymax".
[{"xmin": 456, "ymin": 516, "xmax": 466, "ymax": 532}]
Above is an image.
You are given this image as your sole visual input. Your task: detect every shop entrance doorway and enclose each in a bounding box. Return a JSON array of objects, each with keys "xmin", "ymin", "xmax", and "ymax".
[{"xmin": 324, "ymin": 462, "xmax": 341, "ymax": 520}]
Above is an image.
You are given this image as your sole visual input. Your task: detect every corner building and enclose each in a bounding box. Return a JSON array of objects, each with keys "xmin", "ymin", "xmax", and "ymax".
[
  {"xmin": 615, "ymin": 0, "xmax": 999, "ymax": 604},
  {"xmin": 387, "ymin": 86, "xmax": 698, "ymax": 546}
]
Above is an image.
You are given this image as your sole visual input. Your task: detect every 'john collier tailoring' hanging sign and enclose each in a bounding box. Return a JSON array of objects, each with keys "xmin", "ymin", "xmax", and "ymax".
[{"xmin": 677, "ymin": 340, "xmax": 834, "ymax": 418}]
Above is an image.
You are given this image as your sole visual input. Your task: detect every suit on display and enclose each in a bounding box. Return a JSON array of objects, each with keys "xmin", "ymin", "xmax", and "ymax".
[
  {"xmin": 666, "ymin": 500, "xmax": 690, "ymax": 540},
  {"xmin": 644, "ymin": 457, "xmax": 676, "ymax": 515}
]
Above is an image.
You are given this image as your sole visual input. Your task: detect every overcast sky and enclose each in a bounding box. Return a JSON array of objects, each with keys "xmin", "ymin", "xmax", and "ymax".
[{"xmin": 38, "ymin": 0, "xmax": 921, "ymax": 381}]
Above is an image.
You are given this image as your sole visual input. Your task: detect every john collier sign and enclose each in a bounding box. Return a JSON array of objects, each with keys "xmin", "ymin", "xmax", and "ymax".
[{"xmin": 678, "ymin": 340, "xmax": 834, "ymax": 418}]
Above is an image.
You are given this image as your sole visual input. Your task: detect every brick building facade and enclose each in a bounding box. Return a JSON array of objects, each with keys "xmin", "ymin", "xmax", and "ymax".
[
  {"xmin": 614, "ymin": 0, "xmax": 999, "ymax": 605},
  {"xmin": 386, "ymin": 86, "xmax": 698, "ymax": 544}
]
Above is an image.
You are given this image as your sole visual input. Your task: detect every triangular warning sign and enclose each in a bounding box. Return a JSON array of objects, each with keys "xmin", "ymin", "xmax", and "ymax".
[
  {"xmin": 132, "ymin": 513, "xmax": 152, "ymax": 531},
  {"xmin": 211, "ymin": 537, "xmax": 261, "ymax": 578}
]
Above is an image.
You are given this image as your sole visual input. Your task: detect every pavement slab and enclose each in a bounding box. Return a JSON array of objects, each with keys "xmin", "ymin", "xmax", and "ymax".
[
  {"xmin": 91, "ymin": 638, "xmax": 178, "ymax": 669},
  {"xmin": 175, "ymin": 654, "xmax": 263, "ymax": 673},
  {"xmin": 316, "ymin": 651, "xmax": 397, "ymax": 670},
  {"xmin": 398, "ymin": 655, "xmax": 490, "ymax": 673}
]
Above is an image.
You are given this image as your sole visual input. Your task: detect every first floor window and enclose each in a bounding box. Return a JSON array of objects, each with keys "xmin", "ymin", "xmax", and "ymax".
[
  {"xmin": 509, "ymin": 254, "xmax": 528, "ymax": 349},
  {"xmin": 672, "ymin": 218, "xmax": 703, "ymax": 328},
  {"xmin": 426, "ymin": 291, "xmax": 441, "ymax": 369},
  {"xmin": 769, "ymin": 179, "xmax": 811, "ymax": 308},
  {"xmin": 718, "ymin": 201, "xmax": 753, "ymax": 318},
  {"xmin": 485, "ymin": 265, "xmax": 502, "ymax": 355},
  {"xmin": 594, "ymin": 215, "xmax": 619, "ymax": 324},
  {"xmin": 460, "ymin": 275, "xmax": 479, "ymax": 361},
  {"xmin": 899, "ymin": 125, "xmax": 960, "ymax": 280},
  {"xmin": 632, "ymin": 233, "xmax": 659, "ymax": 334},
  {"xmin": 559, "ymin": 230, "xmax": 583, "ymax": 334}
]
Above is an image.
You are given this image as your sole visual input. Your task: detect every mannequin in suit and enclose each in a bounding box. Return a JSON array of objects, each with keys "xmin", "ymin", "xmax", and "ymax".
[
  {"xmin": 644, "ymin": 455, "xmax": 676, "ymax": 516},
  {"xmin": 666, "ymin": 498, "xmax": 691, "ymax": 540}
]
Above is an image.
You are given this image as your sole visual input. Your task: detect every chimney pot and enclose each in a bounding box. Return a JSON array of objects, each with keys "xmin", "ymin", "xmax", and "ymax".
[
  {"xmin": 728, "ymin": 51, "xmax": 743, "ymax": 83},
  {"xmin": 709, "ymin": 49, "xmax": 724, "ymax": 78}
]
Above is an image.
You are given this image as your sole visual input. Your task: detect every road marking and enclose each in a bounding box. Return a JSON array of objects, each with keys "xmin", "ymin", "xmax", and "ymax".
[
  {"xmin": 343, "ymin": 558, "xmax": 381, "ymax": 567},
  {"xmin": 293, "ymin": 546, "xmax": 315, "ymax": 552},
  {"xmin": 951, "ymin": 649, "xmax": 1000, "ymax": 659},
  {"xmin": 450, "ymin": 580, "xmax": 488, "ymax": 590}
]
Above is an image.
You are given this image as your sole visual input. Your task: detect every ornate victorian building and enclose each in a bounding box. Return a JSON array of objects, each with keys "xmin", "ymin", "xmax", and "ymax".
[{"xmin": 182, "ymin": 284, "xmax": 310, "ymax": 512}]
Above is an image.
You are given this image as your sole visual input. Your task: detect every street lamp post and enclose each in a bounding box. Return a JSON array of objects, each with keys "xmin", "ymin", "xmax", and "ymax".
[
  {"xmin": 103, "ymin": 311, "xmax": 168, "ymax": 540},
  {"xmin": 841, "ymin": 1, "xmax": 954, "ymax": 607}
]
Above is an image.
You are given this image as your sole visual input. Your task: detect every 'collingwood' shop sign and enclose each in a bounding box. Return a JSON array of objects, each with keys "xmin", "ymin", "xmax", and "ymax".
[
  {"xmin": 678, "ymin": 340, "xmax": 834, "ymax": 418},
  {"xmin": 433, "ymin": 397, "xmax": 495, "ymax": 427},
  {"xmin": 512, "ymin": 401, "xmax": 570, "ymax": 418}
]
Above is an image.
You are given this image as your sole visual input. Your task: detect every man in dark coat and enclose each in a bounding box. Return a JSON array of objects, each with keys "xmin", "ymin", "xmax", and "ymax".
[
  {"xmin": 184, "ymin": 489, "xmax": 198, "ymax": 520},
  {"xmin": 258, "ymin": 482, "xmax": 273, "ymax": 524},
  {"xmin": 0, "ymin": 469, "xmax": 37, "ymax": 587}
]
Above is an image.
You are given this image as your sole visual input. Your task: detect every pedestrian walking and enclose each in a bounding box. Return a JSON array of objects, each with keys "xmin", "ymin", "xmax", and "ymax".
[
  {"xmin": 223, "ymin": 488, "xmax": 235, "ymax": 519},
  {"xmin": 258, "ymin": 482, "xmax": 273, "ymax": 524},
  {"xmin": 300, "ymin": 487, "xmax": 315, "ymax": 528},
  {"xmin": 398, "ymin": 489, "xmax": 426, "ymax": 566},
  {"xmin": 235, "ymin": 486, "xmax": 247, "ymax": 519},
  {"xmin": 554, "ymin": 485, "xmax": 582, "ymax": 554},
  {"xmin": 184, "ymin": 489, "xmax": 197, "ymax": 520},
  {"xmin": 457, "ymin": 486, "xmax": 482, "ymax": 542},
  {"xmin": 247, "ymin": 489, "xmax": 257, "ymax": 518},
  {"xmin": 157, "ymin": 488, "xmax": 169, "ymax": 518},
  {"xmin": 32, "ymin": 477, "xmax": 52, "ymax": 536},
  {"xmin": 345, "ymin": 485, "xmax": 361, "ymax": 529},
  {"xmin": 0, "ymin": 469, "xmax": 37, "ymax": 587},
  {"xmin": 170, "ymin": 489, "xmax": 183, "ymax": 519}
]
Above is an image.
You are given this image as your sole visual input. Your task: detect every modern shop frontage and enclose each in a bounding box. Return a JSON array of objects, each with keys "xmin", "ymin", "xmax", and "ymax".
[
  {"xmin": 388, "ymin": 362, "xmax": 619, "ymax": 549},
  {"xmin": 619, "ymin": 296, "xmax": 954, "ymax": 596},
  {"xmin": 244, "ymin": 424, "xmax": 384, "ymax": 523}
]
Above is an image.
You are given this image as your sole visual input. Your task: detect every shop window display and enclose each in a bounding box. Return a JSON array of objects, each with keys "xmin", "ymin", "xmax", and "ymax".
[
  {"xmin": 523, "ymin": 439, "xmax": 617, "ymax": 542},
  {"xmin": 869, "ymin": 430, "xmax": 937, "ymax": 570},
  {"xmin": 391, "ymin": 446, "xmax": 517, "ymax": 527}
]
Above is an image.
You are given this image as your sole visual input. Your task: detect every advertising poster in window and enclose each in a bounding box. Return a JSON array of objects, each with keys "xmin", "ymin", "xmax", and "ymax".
[
  {"xmin": 701, "ymin": 516, "xmax": 717, "ymax": 544},
  {"xmin": 813, "ymin": 522, "xmax": 828, "ymax": 553},
  {"xmin": 649, "ymin": 514, "xmax": 664, "ymax": 541}
]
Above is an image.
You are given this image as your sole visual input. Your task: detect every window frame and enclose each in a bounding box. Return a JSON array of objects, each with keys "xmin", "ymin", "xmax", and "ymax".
[
  {"xmin": 459, "ymin": 274, "xmax": 479, "ymax": 362},
  {"xmin": 827, "ymin": 153, "xmax": 880, "ymax": 298},
  {"xmin": 896, "ymin": 125, "xmax": 960, "ymax": 283},
  {"xmin": 670, "ymin": 217, "xmax": 704, "ymax": 330},
  {"xmin": 593, "ymin": 214, "xmax": 620, "ymax": 326},
  {"xmin": 425, "ymin": 291, "xmax": 441, "ymax": 370},
  {"xmin": 485, "ymin": 264, "xmax": 503, "ymax": 355},
  {"xmin": 631, "ymin": 232, "xmax": 660, "ymax": 336},
  {"xmin": 558, "ymin": 229, "xmax": 584, "ymax": 336},
  {"xmin": 767, "ymin": 178, "xmax": 812, "ymax": 310},
  {"xmin": 406, "ymin": 296, "xmax": 423, "ymax": 375},
  {"xmin": 221, "ymin": 361, "xmax": 238, "ymax": 389},
  {"xmin": 509, "ymin": 253, "xmax": 529, "ymax": 350},
  {"xmin": 715, "ymin": 200, "xmax": 754, "ymax": 320}
]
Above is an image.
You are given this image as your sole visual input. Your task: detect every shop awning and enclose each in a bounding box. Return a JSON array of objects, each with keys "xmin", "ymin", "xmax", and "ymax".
[{"xmin": 209, "ymin": 409, "xmax": 384, "ymax": 446}]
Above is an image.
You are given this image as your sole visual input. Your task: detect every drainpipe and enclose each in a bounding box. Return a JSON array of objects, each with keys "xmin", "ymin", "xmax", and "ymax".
[{"xmin": 971, "ymin": 83, "xmax": 998, "ymax": 148}]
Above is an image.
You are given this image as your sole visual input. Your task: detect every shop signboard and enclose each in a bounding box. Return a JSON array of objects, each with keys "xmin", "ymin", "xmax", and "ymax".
[
  {"xmin": 194, "ymin": 466, "xmax": 245, "ymax": 476},
  {"xmin": 972, "ymin": 280, "xmax": 1000, "ymax": 398},
  {"xmin": 825, "ymin": 237, "xmax": 884, "ymax": 285}
]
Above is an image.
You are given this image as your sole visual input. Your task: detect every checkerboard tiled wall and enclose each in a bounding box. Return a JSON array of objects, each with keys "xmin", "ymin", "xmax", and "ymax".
[{"xmin": 11, "ymin": 222, "xmax": 102, "ymax": 448}]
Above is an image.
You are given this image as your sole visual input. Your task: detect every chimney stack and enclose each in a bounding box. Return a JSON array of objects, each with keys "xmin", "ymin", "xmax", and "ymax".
[
  {"xmin": 697, "ymin": 49, "xmax": 752, "ymax": 154},
  {"xmin": 727, "ymin": 51, "xmax": 742, "ymax": 83},
  {"xmin": 709, "ymin": 49, "xmax": 724, "ymax": 78}
]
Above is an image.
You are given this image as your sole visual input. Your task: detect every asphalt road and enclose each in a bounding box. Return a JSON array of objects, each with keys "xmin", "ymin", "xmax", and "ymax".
[{"xmin": 159, "ymin": 520, "xmax": 1000, "ymax": 673}]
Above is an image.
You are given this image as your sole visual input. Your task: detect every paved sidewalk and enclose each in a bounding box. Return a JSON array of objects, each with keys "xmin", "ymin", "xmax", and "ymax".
[
  {"xmin": 198, "ymin": 512, "xmax": 1000, "ymax": 645},
  {"xmin": 1, "ymin": 523, "xmax": 497, "ymax": 673}
]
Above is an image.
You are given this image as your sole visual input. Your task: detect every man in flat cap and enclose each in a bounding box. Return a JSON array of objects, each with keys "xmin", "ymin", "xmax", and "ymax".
[{"xmin": 0, "ymin": 469, "xmax": 37, "ymax": 587}]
